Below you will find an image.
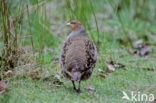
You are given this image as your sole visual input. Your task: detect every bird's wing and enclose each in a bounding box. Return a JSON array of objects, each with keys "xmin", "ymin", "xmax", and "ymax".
[
  {"xmin": 85, "ymin": 39, "xmax": 97, "ymax": 71},
  {"xmin": 60, "ymin": 38, "xmax": 71, "ymax": 70}
]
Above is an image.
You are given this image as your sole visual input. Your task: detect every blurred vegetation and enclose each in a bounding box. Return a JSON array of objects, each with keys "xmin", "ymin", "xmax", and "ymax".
[{"xmin": 0, "ymin": 0, "xmax": 156, "ymax": 103}]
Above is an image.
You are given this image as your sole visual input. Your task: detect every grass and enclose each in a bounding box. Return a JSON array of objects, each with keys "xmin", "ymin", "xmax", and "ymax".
[{"xmin": 0, "ymin": 0, "xmax": 156, "ymax": 103}]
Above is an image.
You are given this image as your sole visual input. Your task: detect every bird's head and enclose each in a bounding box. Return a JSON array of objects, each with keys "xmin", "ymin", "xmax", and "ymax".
[{"xmin": 67, "ymin": 20, "xmax": 85, "ymax": 32}]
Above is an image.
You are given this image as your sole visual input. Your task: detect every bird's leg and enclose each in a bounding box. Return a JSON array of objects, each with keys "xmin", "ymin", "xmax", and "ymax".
[
  {"xmin": 76, "ymin": 81, "xmax": 81, "ymax": 93},
  {"xmin": 72, "ymin": 80, "xmax": 76, "ymax": 90}
]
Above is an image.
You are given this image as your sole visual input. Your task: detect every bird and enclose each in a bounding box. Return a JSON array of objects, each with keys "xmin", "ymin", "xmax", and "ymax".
[{"xmin": 60, "ymin": 20, "xmax": 97, "ymax": 92}]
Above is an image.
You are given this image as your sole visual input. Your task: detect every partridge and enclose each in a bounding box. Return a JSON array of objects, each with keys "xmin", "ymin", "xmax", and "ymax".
[{"xmin": 60, "ymin": 20, "xmax": 97, "ymax": 92}]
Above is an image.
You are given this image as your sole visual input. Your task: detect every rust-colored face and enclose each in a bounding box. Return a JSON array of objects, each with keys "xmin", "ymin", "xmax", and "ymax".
[{"xmin": 67, "ymin": 20, "xmax": 83, "ymax": 31}]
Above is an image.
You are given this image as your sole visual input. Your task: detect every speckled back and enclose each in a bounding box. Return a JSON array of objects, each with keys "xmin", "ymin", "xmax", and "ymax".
[
  {"xmin": 65, "ymin": 35, "xmax": 88, "ymax": 71},
  {"xmin": 60, "ymin": 34, "xmax": 97, "ymax": 80}
]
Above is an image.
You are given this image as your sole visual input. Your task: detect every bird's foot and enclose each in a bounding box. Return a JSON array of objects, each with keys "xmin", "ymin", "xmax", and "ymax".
[
  {"xmin": 73, "ymin": 87, "xmax": 77, "ymax": 91},
  {"xmin": 73, "ymin": 87, "xmax": 80, "ymax": 93},
  {"xmin": 72, "ymin": 80, "xmax": 81, "ymax": 93},
  {"xmin": 76, "ymin": 88, "xmax": 81, "ymax": 93}
]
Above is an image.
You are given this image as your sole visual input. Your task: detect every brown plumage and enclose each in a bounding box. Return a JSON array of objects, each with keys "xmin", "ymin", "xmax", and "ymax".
[{"xmin": 60, "ymin": 20, "xmax": 97, "ymax": 92}]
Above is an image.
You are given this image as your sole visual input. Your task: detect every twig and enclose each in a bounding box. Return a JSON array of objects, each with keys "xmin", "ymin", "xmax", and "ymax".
[
  {"xmin": 90, "ymin": 1, "xmax": 100, "ymax": 46},
  {"xmin": 26, "ymin": 4, "xmax": 34, "ymax": 53}
]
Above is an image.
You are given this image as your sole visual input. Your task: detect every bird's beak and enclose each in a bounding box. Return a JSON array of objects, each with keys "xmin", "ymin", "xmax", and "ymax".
[{"xmin": 66, "ymin": 22, "xmax": 71, "ymax": 26}]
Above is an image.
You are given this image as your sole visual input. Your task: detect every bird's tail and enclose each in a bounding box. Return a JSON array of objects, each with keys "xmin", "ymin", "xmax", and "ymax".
[
  {"xmin": 72, "ymin": 72, "xmax": 81, "ymax": 81},
  {"xmin": 70, "ymin": 59, "xmax": 83, "ymax": 81}
]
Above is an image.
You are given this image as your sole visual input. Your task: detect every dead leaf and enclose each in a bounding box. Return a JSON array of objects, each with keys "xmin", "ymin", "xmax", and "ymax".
[
  {"xmin": 107, "ymin": 64, "xmax": 115, "ymax": 73},
  {"xmin": 133, "ymin": 44, "xmax": 151, "ymax": 56},
  {"xmin": 129, "ymin": 40, "xmax": 152, "ymax": 56},
  {"xmin": 35, "ymin": 75, "xmax": 41, "ymax": 80},
  {"xmin": 85, "ymin": 85, "xmax": 95, "ymax": 91},
  {"xmin": 95, "ymin": 73, "xmax": 106, "ymax": 78},
  {"xmin": 4, "ymin": 70, "xmax": 13, "ymax": 77},
  {"xmin": 114, "ymin": 63, "xmax": 125, "ymax": 68},
  {"xmin": 98, "ymin": 74, "xmax": 106, "ymax": 78},
  {"xmin": 98, "ymin": 68, "xmax": 105, "ymax": 73},
  {"xmin": 110, "ymin": 60, "xmax": 125, "ymax": 68},
  {"xmin": 95, "ymin": 68, "xmax": 106, "ymax": 78},
  {"xmin": 134, "ymin": 40, "xmax": 143, "ymax": 48},
  {"xmin": 107, "ymin": 60, "xmax": 125, "ymax": 73},
  {"xmin": 0, "ymin": 81, "xmax": 8, "ymax": 90},
  {"xmin": 30, "ymin": 71, "xmax": 40, "ymax": 80},
  {"xmin": 141, "ymin": 67, "xmax": 155, "ymax": 71},
  {"xmin": 140, "ymin": 45, "xmax": 151, "ymax": 56}
]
